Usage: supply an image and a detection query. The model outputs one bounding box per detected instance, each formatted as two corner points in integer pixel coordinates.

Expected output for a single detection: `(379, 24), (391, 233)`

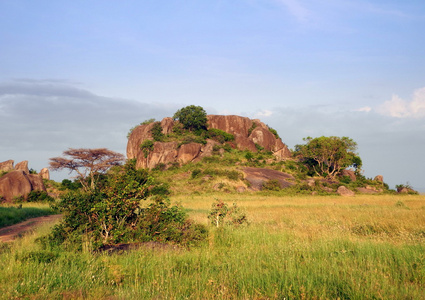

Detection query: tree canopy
(173, 105), (207, 132)
(49, 148), (125, 191)
(294, 136), (362, 179)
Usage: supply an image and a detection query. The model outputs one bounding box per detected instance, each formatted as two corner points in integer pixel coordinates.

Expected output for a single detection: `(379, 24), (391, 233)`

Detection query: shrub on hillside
(41, 161), (207, 250)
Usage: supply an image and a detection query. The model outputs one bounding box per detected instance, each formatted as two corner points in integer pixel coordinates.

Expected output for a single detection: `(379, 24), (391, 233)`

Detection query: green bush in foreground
(42, 161), (207, 250)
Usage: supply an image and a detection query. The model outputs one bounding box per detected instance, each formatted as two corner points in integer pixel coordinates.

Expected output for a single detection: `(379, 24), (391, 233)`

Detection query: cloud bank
(376, 87), (425, 119)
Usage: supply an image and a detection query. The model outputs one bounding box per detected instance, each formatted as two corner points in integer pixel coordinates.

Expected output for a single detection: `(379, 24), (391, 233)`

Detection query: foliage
(140, 139), (155, 158)
(60, 179), (82, 190)
(262, 179), (282, 191)
(26, 190), (54, 203)
(150, 122), (164, 142)
(294, 136), (362, 179)
(208, 199), (248, 227)
(207, 128), (234, 143)
(248, 122), (257, 135)
(49, 148), (125, 191)
(0, 205), (55, 228)
(268, 126), (280, 139)
(43, 161), (207, 250)
(178, 134), (207, 146)
(141, 118), (156, 125)
(173, 105), (208, 132)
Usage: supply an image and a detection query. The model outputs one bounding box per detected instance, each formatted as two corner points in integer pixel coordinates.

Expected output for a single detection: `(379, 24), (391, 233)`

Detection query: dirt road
(0, 214), (62, 242)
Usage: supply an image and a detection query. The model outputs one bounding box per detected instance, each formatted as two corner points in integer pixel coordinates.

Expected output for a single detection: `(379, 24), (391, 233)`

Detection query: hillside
(126, 110), (395, 196)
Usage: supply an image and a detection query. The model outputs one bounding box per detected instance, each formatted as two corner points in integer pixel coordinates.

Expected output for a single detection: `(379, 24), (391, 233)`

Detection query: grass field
(0, 194), (424, 299)
(0, 203), (56, 228)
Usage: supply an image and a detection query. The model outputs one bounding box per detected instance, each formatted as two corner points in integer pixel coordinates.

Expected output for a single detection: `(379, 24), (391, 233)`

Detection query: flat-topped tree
(49, 148), (125, 191)
(294, 136), (362, 179)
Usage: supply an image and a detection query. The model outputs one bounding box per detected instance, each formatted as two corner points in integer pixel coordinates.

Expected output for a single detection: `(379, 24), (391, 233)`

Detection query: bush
(150, 122), (164, 142)
(27, 190), (54, 203)
(208, 199), (248, 227)
(262, 179), (281, 191)
(140, 140), (154, 158)
(207, 128), (234, 143)
(173, 105), (208, 132)
(42, 161), (207, 250)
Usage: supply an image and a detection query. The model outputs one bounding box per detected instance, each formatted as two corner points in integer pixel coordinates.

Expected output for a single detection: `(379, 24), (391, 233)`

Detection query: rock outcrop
(341, 169), (356, 182)
(39, 168), (50, 180)
(0, 160), (14, 172)
(242, 167), (294, 191)
(15, 160), (29, 174)
(127, 115), (291, 169)
(0, 160), (49, 202)
(337, 186), (355, 197)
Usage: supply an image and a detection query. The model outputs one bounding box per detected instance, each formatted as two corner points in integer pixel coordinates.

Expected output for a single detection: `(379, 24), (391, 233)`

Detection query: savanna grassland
(0, 193), (424, 299)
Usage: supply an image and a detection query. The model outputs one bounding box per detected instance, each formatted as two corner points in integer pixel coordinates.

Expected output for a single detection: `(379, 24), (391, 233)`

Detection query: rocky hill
(127, 115), (291, 170)
(0, 160), (49, 202)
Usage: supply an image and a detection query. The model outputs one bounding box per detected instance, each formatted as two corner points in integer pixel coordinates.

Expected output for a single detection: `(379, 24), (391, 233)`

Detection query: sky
(1, 0), (424, 192)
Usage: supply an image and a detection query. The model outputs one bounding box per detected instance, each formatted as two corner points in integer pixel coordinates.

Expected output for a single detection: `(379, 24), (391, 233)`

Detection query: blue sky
(1, 0), (424, 191)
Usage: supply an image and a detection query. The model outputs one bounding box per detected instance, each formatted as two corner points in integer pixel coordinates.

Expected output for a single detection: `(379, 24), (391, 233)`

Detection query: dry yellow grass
(173, 193), (425, 244)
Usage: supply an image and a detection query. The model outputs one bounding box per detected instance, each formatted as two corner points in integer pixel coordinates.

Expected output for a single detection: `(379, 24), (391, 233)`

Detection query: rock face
(337, 186), (355, 197)
(15, 160), (29, 174)
(0, 161), (48, 202)
(127, 115), (291, 169)
(374, 175), (384, 183)
(0, 160), (14, 172)
(0, 171), (33, 202)
(39, 168), (50, 180)
(242, 167), (294, 191)
(341, 169), (356, 182)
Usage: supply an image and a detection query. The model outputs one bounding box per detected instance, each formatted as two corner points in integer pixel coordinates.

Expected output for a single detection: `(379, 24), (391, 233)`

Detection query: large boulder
(27, 174), (47, 192)
(39, 168), (50, 180)
(341, 169), (356, 182)
(337, 186), (355, 197)
(0, 160), (14, 172)
(127, 115), (292, 170)
(177, 143), (202, 164)
(0, 170), (33, 202)
(136, 142), (178, 169)
(15, 160), (29, 174)
(242, 167), (294, 191)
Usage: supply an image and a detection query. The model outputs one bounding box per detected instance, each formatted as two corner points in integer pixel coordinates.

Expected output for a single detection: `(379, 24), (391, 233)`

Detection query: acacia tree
(173, 105), (207, 132)
(49, 148), (125, 191)
(294, 136), (362, 179)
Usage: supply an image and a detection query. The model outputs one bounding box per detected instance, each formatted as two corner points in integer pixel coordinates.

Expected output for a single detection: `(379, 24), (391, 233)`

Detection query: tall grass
(0, 194), (424, 299)
(0, 203), (55, 228)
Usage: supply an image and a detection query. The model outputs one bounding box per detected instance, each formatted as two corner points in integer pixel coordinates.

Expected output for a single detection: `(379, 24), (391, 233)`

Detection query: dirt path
(0, 214), (62, 242)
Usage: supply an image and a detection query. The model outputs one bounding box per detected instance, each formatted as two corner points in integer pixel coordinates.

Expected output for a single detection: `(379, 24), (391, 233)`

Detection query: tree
(173, 105), (207, 132)
(294, 136), (362, 179)
(49, 148), (125, 191)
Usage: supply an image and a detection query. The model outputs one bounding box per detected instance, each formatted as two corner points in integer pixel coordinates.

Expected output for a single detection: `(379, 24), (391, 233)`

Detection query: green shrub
(140, 140), (154, 158)
(173, 105), (208, 132)
(208, 199), (248, 227)
(207, 128), (234, 143)
(191, 169), (202, 179)
(248, 123), (257, 135)
(27, 190), (54, 203)
(262, 179), (281, 191)
(268, 126), (280, 139)
(150, 122), (164, 142)
(42, 161), (207, 250)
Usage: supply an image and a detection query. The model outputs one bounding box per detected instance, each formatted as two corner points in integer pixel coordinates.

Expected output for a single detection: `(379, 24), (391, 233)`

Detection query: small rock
(337, 186), (355, 197)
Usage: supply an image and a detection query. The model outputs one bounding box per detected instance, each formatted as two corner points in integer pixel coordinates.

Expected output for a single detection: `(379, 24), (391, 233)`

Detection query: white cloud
(255, 109), (273, 117)
(376, 87), (425, 119)
(355, 106), (372, 112)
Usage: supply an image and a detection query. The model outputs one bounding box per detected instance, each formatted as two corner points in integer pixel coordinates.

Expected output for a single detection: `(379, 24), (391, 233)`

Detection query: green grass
(0, 194), (424, 299)
(0, 203), (56, 228)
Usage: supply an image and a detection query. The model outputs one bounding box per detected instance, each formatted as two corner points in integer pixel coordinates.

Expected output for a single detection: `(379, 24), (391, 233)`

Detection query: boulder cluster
(127, 115), (291, 169)
(0, 160), (49, 202)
